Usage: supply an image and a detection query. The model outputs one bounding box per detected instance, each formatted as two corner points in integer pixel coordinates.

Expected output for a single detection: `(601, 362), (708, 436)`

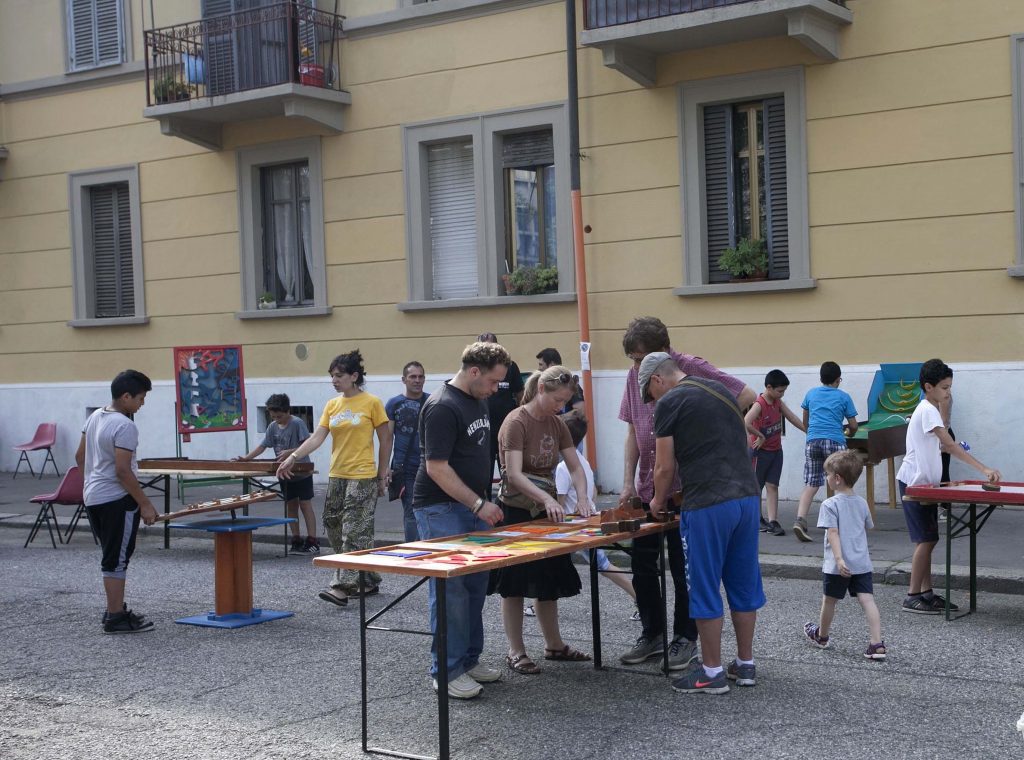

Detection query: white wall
(3, 361), (1018, 505)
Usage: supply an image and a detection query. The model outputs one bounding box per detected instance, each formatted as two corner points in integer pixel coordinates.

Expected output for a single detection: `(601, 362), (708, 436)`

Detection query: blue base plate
(175, 608), (294, 628)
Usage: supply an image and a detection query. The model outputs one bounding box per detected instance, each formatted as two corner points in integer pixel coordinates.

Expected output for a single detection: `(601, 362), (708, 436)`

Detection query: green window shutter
(763, 96), (790, 280)
(703, 104), (735, 284)
(90, 183), (134, 318)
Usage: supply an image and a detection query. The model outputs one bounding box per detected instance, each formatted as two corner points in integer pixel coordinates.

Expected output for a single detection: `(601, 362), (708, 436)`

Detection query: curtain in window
(427, 141), (478, 300)
(263, 162), (313, 305)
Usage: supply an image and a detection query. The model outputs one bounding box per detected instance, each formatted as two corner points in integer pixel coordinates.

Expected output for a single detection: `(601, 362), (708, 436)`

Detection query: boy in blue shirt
(794, 362), (858, 542)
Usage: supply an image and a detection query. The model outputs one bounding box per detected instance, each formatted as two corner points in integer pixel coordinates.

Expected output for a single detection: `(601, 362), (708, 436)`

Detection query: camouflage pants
(324, 476), (381, 590)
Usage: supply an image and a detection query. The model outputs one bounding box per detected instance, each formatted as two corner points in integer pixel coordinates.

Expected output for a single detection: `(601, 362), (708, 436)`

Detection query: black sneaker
(101, 604), (145, 627)
(759, 517), (772, 533)
(103, 610), (155, 634)
(901, 596), (940, 615)
(768, 520), (786, 536)
(303, 537), (321, 554)
(289, 538), (305, 553)
(928, 593), (959, 612)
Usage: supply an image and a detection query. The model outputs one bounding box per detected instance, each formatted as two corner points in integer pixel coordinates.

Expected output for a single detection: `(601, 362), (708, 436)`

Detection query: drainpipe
(566, 0), (598, 470)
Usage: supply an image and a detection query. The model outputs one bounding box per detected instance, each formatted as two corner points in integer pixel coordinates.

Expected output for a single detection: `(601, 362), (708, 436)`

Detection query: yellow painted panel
(576, 45), (645, 100)
(0, 173), (68, 218)
(581, 186), (681, 244)
(840, 0), (1024, 60)
(140, 152), (238, 203)
(3, 80), (147, 143)
(811, 214), (1015, 279)
(222, 117), (328, 149)
(343, 4), (566, 85)
(141, 192), (238, 242)
(809, 154), (1013, 227)
(146, 273), (240, 316)
(808, 98), (1012, 174)
(0, 0), (67, 83)
(144, 233), (240, 282)
(322, 127), (403, 180)
(586, 237), (682, 294)
(327, 261), (406, 306)
(806, 38), (1010, 120)
(326, 217), (406, 266)
(579, 88), (678, 148)
(2, 249), (72, 291)
(581, 138), (678, 196)
(0, 211), (69, 255)
(0, 286), (73, 325)
(344, 55), (568, 132)
(323, 172), (405, 222)
(657, 36), (819, 87)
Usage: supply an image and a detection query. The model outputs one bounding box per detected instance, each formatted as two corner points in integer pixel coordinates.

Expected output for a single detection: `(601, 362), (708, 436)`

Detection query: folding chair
(13, 423), (60, 479)
(25, 466), (92, 548)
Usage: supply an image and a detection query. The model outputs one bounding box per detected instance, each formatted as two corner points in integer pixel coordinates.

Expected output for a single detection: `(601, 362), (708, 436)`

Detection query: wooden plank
(138, 458), (314, 475)
(214, 532), (253, 616)
(154, 490), (278, 522)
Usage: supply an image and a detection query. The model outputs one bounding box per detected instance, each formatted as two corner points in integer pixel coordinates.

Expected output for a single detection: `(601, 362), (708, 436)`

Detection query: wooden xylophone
(153, 490), (278, 522)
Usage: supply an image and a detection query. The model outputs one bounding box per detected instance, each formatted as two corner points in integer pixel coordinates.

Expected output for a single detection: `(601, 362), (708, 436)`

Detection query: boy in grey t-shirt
(803, 450), (887, 660)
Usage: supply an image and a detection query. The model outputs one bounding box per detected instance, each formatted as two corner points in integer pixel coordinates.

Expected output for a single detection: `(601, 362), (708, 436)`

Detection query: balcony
(143, 2), (349, 150)
(580, 0), (852, 86)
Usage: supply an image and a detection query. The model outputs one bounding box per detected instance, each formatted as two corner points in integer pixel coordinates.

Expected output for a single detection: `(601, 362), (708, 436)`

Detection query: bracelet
(286, 453), (297, 460)
(471, 496), (484, 514)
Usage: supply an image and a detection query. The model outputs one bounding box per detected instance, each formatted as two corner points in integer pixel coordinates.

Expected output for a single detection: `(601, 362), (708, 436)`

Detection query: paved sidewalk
(3, 473), (1021, 596)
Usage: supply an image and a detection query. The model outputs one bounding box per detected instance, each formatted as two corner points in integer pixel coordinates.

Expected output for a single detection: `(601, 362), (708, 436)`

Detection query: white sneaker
(432, 673), (482, 699)
(466, 662), (502, 683)
(524, 604), (536, 617)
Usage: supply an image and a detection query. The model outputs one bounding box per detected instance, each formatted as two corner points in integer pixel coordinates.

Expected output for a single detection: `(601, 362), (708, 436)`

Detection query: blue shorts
(898, 480), (939, 543)
(751, 448), (783, 488)
(823, 572), (873, 599)
(679, 495), (766, 619)
(575, 547), (613, 572)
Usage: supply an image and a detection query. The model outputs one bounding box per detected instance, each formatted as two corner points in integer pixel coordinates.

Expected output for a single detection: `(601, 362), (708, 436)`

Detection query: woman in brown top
(490, 366), (595, 675)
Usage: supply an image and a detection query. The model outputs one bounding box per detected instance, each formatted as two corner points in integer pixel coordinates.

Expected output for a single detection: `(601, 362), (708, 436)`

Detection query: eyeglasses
(628, 354), (645, 365)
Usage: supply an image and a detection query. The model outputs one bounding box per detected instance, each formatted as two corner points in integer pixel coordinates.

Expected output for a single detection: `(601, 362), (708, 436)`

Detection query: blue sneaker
(726, 659), (756, 687)
(671, 667), (729, 695)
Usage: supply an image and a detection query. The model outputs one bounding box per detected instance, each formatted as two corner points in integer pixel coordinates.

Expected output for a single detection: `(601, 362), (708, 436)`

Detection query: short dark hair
(402, 361), (425, 377)
(461, 341), (511, 371)
(329, 350), (366, 387)
(111, 370), (152, 399)
(824, 449), (862, 487)
(919, 358), (953, 389)
(477, 332), (498, 343)
(622, 316), (670, 356)
(265, 393), (290, 412)
(764, 369), (790, 388)
(820, 361), (842, 385)
(560, 409), (588, 448)
(536, 348), (562, 366)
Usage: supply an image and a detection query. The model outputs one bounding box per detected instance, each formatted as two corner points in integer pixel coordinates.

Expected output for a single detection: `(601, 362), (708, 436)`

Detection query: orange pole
(571, 189), (598, 470)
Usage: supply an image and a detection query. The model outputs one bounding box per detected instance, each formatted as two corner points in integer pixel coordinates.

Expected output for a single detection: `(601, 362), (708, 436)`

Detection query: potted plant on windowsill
(257, 292), (277, 310)
(718, 238), (768, 282)
(502, 265), (558, 296)
(153, 74), (192, 104)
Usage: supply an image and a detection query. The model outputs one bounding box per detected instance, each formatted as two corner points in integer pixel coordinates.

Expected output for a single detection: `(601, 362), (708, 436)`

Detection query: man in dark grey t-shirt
(641, 353), (765, 696)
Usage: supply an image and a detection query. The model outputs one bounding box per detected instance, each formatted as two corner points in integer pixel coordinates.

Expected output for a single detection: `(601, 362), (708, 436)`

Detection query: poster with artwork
(174, 345), (247, 434)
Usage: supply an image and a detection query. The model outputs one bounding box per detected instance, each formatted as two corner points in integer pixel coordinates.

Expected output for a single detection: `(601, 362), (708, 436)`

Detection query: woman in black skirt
(490, 366), (595, 675)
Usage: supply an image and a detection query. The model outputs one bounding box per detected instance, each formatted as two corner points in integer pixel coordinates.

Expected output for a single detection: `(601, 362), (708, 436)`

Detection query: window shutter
(203, 0), (238, 94)
(427, 141), (478, 300)
(502, 131), (554, 169)
(703, 104), (735, 284)
(69, 0), (122, 70)
(763, 96), (790, 280)
(90, 183), (134, 318)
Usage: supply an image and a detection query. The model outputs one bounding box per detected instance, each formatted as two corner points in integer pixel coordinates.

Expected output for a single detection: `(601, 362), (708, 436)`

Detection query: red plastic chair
(13, 423), (60, 479)
(25, 466), (94, 549)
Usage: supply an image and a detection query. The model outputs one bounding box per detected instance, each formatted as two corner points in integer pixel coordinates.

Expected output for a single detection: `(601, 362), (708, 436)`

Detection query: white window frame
(236, 138), (331, 319)
(400, 102), (576, 311)
(65, 0), (128, 73)
(67, 165), (147, 327)
(676, 67), (815, 296)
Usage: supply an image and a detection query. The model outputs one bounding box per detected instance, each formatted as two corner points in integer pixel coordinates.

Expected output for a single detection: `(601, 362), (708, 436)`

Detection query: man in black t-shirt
(478, 332), (524, 494)
(641, 352), (765, 697)
(536, 347), (585, 415)
(412, 341), (509, 700)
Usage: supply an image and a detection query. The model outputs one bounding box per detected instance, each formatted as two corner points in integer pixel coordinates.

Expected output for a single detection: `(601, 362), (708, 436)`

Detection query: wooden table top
(313, 516), (678, 579)
(138, 458), (314, 476)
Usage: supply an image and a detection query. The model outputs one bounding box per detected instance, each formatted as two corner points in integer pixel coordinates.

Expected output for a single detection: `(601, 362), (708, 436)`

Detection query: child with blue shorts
(803, 450), (886, 660)
(794, 361), (858, 543)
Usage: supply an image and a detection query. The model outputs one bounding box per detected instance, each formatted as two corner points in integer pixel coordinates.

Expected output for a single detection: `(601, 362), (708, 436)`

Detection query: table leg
(360, 570), (368, 753)
(886, 458), (897, 508)
(659, 530), (669, 675)
(213, 531), (254, 615)
(437, 578), (449, 760)
(969, 504), (977, 613)
(864, 464), (876, 518)
(590, 547), (602, 670)
(944, 506), (952, 622)
(163, 474), (171, 549)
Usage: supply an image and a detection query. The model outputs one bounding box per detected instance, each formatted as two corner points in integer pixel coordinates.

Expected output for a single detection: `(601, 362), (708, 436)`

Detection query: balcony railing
(143, 2), (345, 107)
(584, 0), (846, 29)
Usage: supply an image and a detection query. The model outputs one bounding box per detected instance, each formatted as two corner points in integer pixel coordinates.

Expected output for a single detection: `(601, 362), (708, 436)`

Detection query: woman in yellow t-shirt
(277, 350), (393, 605)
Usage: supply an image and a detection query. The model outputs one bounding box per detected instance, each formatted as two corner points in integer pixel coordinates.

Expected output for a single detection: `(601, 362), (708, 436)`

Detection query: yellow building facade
(1, 0), (1023, 496)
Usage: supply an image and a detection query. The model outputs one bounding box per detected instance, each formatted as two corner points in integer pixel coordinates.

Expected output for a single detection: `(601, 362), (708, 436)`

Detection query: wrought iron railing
(584, 0), (846, 30)
(144, 1), (345, 107)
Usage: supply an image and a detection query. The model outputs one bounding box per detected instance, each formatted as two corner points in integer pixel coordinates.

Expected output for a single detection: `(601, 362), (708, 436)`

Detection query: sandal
(506, 653), (541, 675)
(317, 588), (349, 606)
(544, 644), (591, 662)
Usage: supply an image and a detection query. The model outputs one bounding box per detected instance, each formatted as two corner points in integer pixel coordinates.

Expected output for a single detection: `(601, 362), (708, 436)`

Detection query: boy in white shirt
(896, 359), (1000, 614)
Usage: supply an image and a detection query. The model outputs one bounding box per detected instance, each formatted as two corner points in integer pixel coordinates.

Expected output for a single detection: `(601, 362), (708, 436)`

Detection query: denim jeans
(414, 501), (490, 680)
(400, 471), (419, 543)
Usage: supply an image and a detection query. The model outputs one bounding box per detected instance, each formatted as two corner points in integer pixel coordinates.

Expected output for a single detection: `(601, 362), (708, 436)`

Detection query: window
(677, 68), (813, 295)
(402, 104), (574, 309)
(67, 0), (124, 72)
(68, 166), (146, 327)
(237, 139), (330, 318)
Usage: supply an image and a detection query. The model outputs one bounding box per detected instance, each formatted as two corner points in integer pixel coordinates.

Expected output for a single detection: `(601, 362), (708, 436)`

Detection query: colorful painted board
(174, 345), (247, 433)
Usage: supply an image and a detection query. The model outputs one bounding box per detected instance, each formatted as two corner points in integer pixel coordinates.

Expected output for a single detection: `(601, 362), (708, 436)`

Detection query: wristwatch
(471, 496), (485, 514)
